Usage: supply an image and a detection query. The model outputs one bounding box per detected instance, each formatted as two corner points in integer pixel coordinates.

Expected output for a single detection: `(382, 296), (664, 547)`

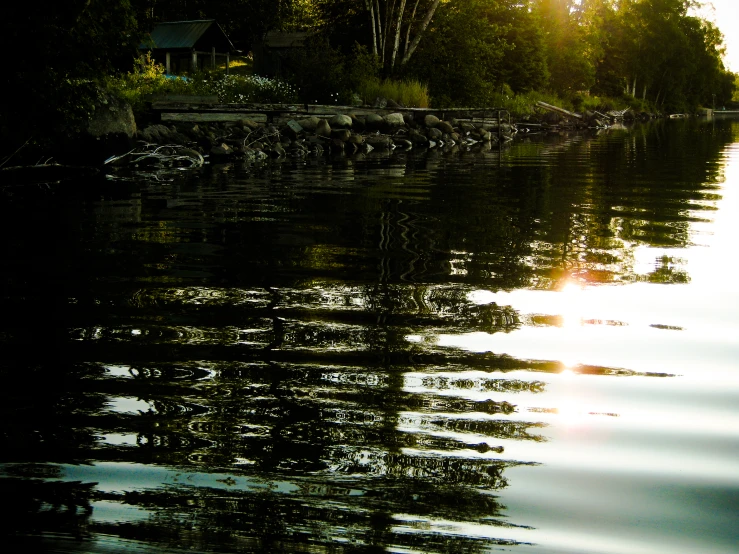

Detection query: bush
(186, 74), (297, 103)
(106, 54), (298, 121)
(355, 77), (430, 108)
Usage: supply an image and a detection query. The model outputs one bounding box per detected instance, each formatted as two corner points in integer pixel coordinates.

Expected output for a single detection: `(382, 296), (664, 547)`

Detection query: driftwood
(536, 101), (583, 120)
(104, 144), (204, 169)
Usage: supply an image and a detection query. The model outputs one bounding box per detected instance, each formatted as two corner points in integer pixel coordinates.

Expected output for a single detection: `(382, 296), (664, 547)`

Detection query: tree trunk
(365, 0), (378, 56)
(390, 0), (407, 70)
(400, 0), (440, 66)
(403, 0), (420, 59)
(374, 0), (385, 65)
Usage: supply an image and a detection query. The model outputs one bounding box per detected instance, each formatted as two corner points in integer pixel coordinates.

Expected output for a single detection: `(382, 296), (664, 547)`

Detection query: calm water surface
(1, 117), (738, 553)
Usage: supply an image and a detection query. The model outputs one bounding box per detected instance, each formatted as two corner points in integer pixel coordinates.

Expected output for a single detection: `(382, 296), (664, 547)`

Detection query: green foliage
(280, 40), (380, 104)
(106, 54), (298, 123)
(406, 0), (513, 107)
(188, 74), (298, 103)
(355, 78), (430, 108)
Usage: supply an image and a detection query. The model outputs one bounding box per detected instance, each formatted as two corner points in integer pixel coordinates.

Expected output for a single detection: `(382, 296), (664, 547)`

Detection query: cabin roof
(142, 20), (234, 51)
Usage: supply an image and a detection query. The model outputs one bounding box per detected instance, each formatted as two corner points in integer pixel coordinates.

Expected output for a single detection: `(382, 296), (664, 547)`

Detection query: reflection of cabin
(252, 31), (309, 77)
(141, 20), (234, 75)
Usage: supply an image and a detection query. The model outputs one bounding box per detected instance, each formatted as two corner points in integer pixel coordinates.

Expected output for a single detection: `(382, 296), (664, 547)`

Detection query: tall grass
(356, 77), (430, 108)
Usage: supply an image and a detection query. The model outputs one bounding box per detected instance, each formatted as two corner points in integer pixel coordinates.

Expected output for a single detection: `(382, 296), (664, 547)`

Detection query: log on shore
(536, 101), (583, 120)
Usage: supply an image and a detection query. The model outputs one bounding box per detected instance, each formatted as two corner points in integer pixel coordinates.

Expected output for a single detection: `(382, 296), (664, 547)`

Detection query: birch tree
(363, 0), (441, 71)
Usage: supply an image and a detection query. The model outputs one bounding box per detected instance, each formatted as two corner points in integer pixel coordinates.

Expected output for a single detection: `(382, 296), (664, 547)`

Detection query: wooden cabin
(141, 20), (234, 75)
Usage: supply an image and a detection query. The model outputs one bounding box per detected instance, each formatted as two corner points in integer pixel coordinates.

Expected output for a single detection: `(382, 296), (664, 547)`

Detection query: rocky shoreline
(131, 111), (518, 165)
(1, 98), (659, 184)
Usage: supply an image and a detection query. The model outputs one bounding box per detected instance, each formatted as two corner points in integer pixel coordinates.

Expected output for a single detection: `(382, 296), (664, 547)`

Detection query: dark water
(2, 118), (738, 553)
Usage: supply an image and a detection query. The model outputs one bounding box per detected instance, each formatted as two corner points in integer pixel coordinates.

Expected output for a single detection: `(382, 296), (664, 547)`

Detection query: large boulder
(331, 129), (351, 142)
(63, 90), (138, 164)
(329, 114), (353, 128)
(315, 118), (332, 137)
(424, 114), (440, 128)
(86, 92), (137, 139)
(437, 120), (455, 134)
(365, 113), (384, 131)
(383, 113), (405, 128)
(427, 127), (443, 141)
(296, 116), (321, 131)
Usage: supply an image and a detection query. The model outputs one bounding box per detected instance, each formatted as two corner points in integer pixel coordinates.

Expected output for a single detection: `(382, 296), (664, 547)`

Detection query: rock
(139, 124), (171, 143)
(330, 138), (345, 153)
(296, 116), (320, 131)
(387, 98), (401, 108)
(383, 113), (405, 128)
(437, 121), (455, 134)
(240, 119), (261, 130)
(87, 92), (137, 139)
(331, 129), (351, 142)
(329, 114), (353, 128)
(459, 122), (475, 134)
(210, 143), (233, 157)
(393, 138), (413, 149)
(365, 113), (384, 131)
(424, 114), (440, 128)
(315, 119), (332, 137)
(409, 129), (429, 146)
(373, 97), (388, 108)
(350, 115), (366, 131)
(427, 127), (443, 141)
(366, 135), (394, 149)
(347, 134), (364, 145)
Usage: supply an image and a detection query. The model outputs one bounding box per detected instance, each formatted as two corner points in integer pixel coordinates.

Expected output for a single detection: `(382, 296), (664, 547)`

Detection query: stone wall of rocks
(137, 111), (517, 163)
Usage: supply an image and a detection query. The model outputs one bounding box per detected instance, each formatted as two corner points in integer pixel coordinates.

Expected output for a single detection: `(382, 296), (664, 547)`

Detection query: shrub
(187, 74), (297, 103)
(355, 77), (430, 108)
(106, 54), (298, 121)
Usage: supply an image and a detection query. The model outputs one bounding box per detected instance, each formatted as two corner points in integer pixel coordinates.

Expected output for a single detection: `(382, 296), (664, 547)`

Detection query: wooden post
(226, 52), (230, 76)
(211, 47), (216, 69)
(165, 52), (171, 75)
(192, 51), (198, 72)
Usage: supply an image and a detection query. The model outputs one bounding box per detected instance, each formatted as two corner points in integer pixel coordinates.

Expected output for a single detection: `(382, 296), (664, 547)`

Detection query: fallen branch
(536, 101), (582, 120)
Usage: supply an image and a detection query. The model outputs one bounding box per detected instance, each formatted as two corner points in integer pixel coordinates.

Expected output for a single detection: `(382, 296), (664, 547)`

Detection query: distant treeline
(129, 0), (736, 111)
(0, 0), (735, 149)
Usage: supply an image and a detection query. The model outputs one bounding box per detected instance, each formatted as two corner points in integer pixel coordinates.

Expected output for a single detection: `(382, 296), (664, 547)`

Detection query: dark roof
(142, 20), (234, 51)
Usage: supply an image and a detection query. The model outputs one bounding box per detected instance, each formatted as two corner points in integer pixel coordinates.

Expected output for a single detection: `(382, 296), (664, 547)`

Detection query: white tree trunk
(390, 0), (407, 69)
(400, 0), (440, 66)
(365, 0), (378, 56)
(403, 0), (420, 58)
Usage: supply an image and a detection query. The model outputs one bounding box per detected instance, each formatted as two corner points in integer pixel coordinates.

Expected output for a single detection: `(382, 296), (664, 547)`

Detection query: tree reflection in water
(1, 118), (734, 552)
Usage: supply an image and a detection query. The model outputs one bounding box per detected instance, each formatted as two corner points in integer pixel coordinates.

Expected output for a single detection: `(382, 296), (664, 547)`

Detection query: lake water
(1, 117), (738, 553)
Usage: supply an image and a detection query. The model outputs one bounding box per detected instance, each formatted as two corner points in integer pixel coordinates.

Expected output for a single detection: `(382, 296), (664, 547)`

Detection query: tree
(363, 0), (441, 72)
(533, 0), (596, 93)
(407, 0), (515, 106)
(1, 1), (142, 151)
